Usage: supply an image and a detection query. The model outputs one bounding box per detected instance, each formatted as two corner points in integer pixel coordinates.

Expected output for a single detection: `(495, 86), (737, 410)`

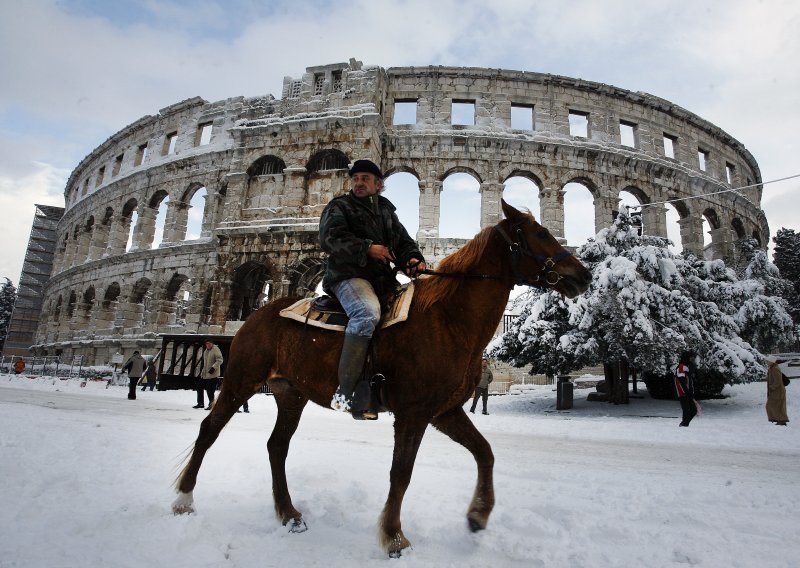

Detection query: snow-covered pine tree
(0, 278), (17, 350)
(490, 206), (788, 399)
(772, 228), (800, 325)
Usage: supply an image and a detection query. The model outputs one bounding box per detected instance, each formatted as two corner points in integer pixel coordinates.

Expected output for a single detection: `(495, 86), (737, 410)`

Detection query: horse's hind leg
(172, 386), (242, 514)
(379, 414), (429, 557)
(267, 378), (309, 532)
(431, 406), (495, 532)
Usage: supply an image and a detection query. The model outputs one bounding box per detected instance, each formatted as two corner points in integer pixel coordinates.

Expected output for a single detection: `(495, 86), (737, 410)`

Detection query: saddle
(278, 282), (415, 332)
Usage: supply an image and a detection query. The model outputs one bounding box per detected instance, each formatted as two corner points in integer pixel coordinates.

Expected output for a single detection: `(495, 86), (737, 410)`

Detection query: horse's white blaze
(171, 491), (194, 514)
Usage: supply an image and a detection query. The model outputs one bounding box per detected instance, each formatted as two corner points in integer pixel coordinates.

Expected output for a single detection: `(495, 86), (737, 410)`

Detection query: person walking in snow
(470, 357), (494, 415)
(194, 339), (223, 410)
(140, 356), (157, 391)
(675, 351), (698, 427)
(766, 355), (789, 426)
(121, 350), (146, 400)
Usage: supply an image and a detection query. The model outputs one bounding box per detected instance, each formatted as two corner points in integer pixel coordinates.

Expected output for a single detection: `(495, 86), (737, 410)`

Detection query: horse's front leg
(431, 406), (495, 531)
(267, 378), (309, 532)
(379, 414), (428, 557)
(172, 387), (243, 513)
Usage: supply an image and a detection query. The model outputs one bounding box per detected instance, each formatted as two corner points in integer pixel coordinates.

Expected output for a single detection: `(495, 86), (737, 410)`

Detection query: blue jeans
(330, 278), (381, 337)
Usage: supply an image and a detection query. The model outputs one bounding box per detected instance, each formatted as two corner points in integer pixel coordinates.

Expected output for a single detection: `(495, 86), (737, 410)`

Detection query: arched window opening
(307, 149), (349, 174)
(383, 172), (421, 239)
(247, 155), (287, 177)
(440, 172), (480, 239)
(53, 296), (63, 322)
(228, 262), (270, 321)
(66, 291), (77, 319)
(151, 195), (169, 249)
(563, 182), (595, 247)
(665, 203), (682, 254)
(502, 176), (540, 220)
(617, 190), (642, 234)
(102, 282), (121, 310)
(185, 187), (207, 240)
(125, 210), (138, 252)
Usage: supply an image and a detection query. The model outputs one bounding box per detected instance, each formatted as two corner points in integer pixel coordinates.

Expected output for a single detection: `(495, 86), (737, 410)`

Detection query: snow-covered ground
(1, 373), (798, 567)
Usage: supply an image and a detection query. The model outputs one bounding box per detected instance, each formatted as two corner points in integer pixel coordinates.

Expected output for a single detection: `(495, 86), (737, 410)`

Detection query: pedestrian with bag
(675, 351), (698, 427)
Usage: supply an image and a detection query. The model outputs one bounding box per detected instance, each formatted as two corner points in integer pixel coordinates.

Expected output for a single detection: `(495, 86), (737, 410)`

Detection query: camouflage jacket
(319, 192), (425, 298)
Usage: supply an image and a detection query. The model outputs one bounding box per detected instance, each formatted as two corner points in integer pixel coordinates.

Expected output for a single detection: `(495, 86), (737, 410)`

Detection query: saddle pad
(279, 282), (415, 332)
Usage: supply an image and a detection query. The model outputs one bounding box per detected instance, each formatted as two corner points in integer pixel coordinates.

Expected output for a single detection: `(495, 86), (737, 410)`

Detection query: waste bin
(556, 375), (573, 410)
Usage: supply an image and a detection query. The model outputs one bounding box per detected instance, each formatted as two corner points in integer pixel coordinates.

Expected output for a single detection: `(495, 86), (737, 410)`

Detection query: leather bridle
(416, 220), (573, 290)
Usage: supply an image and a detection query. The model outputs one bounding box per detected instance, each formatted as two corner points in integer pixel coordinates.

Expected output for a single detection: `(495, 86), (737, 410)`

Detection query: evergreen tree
(772, 228), (800, 324)
(489, 207), (794, 398)
(0, 278), (17, 350)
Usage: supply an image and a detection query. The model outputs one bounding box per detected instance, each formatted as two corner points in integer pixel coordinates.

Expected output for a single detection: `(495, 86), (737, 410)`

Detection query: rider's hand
(368, 244), (395, 265)
(405, 259), (426, 277)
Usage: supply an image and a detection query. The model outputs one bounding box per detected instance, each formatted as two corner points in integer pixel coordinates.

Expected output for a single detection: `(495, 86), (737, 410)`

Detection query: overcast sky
(1, 0), (799, 281)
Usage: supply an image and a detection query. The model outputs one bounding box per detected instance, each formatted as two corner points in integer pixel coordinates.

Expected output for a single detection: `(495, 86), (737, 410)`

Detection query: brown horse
(172, 200), (591, 556)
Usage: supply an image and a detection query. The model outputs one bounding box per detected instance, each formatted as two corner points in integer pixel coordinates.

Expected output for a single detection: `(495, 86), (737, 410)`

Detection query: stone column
(708, 226), (735, 263)
(105, 215), (129, 257)
(76, 228), (92, 264)
(88, 223), (106, 260)
(641, 204), (668, 238)
(220, 172), (248, 223)
(539, 186), (566, 242)
(480, 182), (503, 228)
(163, 200), (189, 243)
(594, 193), (619, 234)
(678, 215), (705, 258)
(130, 206), (157, 252)
(417, 179), (441, 239)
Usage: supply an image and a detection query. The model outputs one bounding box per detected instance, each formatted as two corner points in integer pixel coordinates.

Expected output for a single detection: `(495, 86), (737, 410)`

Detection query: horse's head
(496, 200), (592, 299)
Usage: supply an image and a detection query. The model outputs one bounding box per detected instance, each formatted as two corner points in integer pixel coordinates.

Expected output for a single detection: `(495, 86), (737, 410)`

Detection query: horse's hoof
(172, 491), (194, 515)
(287, 517), (308, 533)
(386, 532), (410, 558)
(467, 517), (482, 532)
(172, 504), (195, 515)
(467, 512), (487, 532)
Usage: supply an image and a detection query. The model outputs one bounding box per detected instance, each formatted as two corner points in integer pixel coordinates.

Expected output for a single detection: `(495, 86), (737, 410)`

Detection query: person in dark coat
(319, 159), (426, 419)
(675, 351), (698, 427)
(122, 351), (146, 400)
(140, 356), (157, 391)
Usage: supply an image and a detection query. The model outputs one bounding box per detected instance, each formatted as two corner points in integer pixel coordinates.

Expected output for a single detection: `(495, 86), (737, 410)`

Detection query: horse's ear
(501, 199), (525, 221)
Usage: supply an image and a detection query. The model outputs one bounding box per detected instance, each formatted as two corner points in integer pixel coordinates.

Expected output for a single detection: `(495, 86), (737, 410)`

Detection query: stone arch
(307, 149), (349, 175)
(502, 172), (542, 220)
(122, 198), (139, 253)
(228, 261), (272, 321)
(245, 154), (287, 210)
(66, 290), (77, 319)
(752, 229), (763, 246)
(304, 149), (350, 213)
(53, 295), (63, 323)
(102, 282), (121, 309)
(383, 171), (422, 239)
(731, 217), (746, 240)
(130, 277), (152, 304)
(562, 177), (598, 247)
(247, 155), (287, 177)
(165, 273), (190, 301)
(440, 169), (481, 238)
(80, 286), (96, 323)
(288, 256), (326, 297)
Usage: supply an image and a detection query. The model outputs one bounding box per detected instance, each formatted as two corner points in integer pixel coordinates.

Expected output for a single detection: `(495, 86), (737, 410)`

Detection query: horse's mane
(414, 225), (495, 311)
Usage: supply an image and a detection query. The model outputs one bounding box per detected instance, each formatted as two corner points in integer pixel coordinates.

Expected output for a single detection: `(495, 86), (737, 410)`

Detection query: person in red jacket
(675, 351), (698, 427)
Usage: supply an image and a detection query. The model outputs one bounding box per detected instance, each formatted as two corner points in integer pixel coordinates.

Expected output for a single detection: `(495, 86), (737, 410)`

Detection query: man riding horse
(319, 159), (427, 419)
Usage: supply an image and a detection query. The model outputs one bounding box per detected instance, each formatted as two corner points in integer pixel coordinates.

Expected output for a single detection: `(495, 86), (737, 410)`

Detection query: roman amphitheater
(31, 59), (768, 365)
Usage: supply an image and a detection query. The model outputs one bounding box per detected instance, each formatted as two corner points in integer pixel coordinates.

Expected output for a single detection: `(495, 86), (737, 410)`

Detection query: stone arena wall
(34, 59), (769, 364)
